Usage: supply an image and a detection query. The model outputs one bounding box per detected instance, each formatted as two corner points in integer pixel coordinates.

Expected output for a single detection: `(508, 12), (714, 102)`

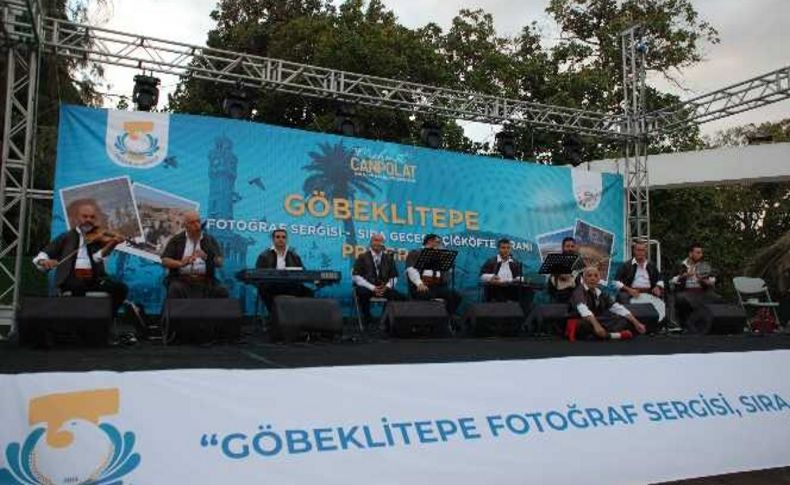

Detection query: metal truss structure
(621, 26), (650, 245)
(1, 0), (789, 332)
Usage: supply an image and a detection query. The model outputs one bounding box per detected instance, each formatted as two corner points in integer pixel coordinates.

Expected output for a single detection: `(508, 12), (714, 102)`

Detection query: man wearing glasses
(255, 229), (314, 313)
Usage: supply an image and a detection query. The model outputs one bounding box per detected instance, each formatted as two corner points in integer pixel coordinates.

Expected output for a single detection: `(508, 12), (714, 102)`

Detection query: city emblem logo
(0, 388), (141, 485)
(106, 110), (169, 168)
(571, 167), (603, 212)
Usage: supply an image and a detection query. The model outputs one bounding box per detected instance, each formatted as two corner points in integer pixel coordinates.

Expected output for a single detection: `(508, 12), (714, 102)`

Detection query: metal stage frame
(1, 0), (789, 332)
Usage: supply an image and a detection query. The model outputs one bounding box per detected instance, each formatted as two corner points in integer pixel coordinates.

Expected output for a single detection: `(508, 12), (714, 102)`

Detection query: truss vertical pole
(621, 26), (650, 258)
(0, 1), (41, 336)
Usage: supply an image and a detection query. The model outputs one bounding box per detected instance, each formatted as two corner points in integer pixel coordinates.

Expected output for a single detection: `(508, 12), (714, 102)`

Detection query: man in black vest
(614, 240), (665, 321)
(33, 198), (128, 315)
(160, 211), (229, 298)
(352, 233), (405, 324)
(568, 266), (646, 341)
(405, 234), (462, 314)
(479, 238), (532, 314)
(670, 242), (721, 326)
(547, 236), (580, 304)
(255, 229), (313, 313)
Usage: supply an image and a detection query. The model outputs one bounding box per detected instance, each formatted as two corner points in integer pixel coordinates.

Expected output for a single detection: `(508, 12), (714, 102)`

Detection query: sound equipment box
(462, 302), (524, 337)
(528, 303), (571, 335)
(686, 303), (747, 335)
(624, 303), (662, 334)
(18, 296), (112, 347)
(382, 301), (449, 338)
(165, 298), (242, 344)
(272, 297), (343, 342)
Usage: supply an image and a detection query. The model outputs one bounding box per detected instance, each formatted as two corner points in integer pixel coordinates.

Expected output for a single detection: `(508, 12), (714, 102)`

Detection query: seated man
(405, 234), (462, 315)
(480, 238), (532, 314)
(547, 236), (580, 304)
(255, 229), (313, 313)
(160, 210), (229, 299)
(614, 240), (666, 321)
(671, 242), (721, 326)
(32, 198), (128, 316)
(352, 234), (405, 325)
(568, 266), (647, 341)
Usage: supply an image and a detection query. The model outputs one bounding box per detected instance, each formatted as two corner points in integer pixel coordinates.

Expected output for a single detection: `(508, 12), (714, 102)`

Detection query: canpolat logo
(106, 110), (169, 168)
(0, 388), (140, 485)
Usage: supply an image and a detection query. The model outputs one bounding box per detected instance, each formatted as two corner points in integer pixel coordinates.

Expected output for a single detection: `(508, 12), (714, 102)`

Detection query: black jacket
(353, 250), (398, 286)
(479, 256), (523, 280)
(570, 284), (616, 317)
(255, 248), (304, 269)
(615, 259), (661, 290)
(161, 231), (223, 281)
(41, 229), (107, 287)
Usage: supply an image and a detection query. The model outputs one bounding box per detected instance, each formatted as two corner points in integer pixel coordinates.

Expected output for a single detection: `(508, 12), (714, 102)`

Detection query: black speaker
(624, 303), (662, 334)
(165, 298), (242, 343)
(272, 297), (343, 342)
(463, 302), (524, 336)
(18, 297), (112, 347)
(383, 301), (449, 338)
(528, 303), (571, 335)
(687, 303), (747, 335)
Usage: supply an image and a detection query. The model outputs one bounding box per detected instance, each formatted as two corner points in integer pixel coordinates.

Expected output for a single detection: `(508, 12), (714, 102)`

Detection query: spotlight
(132, 74), (160, 112)
(334, 104), (357, 137)
(561, 135), (585, 167)
(223, 89), (251, 120)
(420, 121), (443, 149)
(495, 130), (517, 159)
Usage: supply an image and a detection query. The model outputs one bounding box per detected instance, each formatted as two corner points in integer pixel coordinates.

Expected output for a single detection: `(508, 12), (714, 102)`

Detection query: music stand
(538, 253), (580, 275)
(413, 248), (458, 275)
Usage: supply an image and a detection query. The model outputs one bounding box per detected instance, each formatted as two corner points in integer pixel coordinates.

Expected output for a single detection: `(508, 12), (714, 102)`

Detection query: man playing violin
(160, 210), (229, 298)
(670, 242), (722, 327)
(405, 234), (462, 315)
(32, 198), (128, 315)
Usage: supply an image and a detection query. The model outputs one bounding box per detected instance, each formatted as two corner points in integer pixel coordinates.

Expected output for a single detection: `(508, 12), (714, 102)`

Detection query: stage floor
(1, 331), (789, 374)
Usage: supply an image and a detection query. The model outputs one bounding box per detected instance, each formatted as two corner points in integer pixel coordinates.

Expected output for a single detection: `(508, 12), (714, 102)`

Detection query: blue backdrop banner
(51, 105), (624, 313)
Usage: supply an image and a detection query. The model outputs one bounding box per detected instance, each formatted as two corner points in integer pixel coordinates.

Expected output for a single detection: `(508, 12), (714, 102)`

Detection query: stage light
(495, 130), (517, 159)
(132, 75), (160, 112)
(334, 104), (357, 137)
(562, 134), (585, 167)
(420, 121), (443, 149)
(223, 89), (251, 120)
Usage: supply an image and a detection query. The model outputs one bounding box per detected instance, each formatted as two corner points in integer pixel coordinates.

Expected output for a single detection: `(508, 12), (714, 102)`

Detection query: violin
(84, 226), (130, 246)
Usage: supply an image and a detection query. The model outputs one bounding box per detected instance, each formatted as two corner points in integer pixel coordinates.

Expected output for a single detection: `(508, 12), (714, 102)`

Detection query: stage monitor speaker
(165, 298), (242, 343)
(272, 297), (343, 341)
(686, 303), (747, 335)
(463, 302), (524, 337)
(18, 296), (112, 347)
(624, 303), (662, 334)
(528, 303), (571, 335)
(383, 301), (449, 338)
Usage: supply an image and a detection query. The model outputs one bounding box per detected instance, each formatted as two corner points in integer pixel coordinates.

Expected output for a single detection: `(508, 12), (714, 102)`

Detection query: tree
(650, 119), (790, 298)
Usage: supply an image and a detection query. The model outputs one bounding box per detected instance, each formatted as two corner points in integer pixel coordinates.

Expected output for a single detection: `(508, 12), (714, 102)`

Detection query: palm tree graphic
(302, 142), (380, 248)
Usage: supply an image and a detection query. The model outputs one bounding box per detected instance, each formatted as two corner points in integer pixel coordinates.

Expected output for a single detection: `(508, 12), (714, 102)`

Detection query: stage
(2, 331), (790, 484)
(2, 329), (789, 374)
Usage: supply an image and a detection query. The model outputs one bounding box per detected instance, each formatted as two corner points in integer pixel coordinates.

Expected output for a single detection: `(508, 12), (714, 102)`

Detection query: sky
(92, 0), (790, 144)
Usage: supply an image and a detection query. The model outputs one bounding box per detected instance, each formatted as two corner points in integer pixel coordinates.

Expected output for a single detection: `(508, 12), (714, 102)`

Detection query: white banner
(2, 350), (790, 485)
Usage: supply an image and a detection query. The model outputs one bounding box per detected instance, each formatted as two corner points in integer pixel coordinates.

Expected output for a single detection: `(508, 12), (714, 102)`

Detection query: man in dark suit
(352, 233), (405, 324)
(33, 198), (128, 315)
(479, 238), (532, 315)
(255, 229), (313, 313)
(160, 210), (229, 298)
(405, 234), (462, 314)
(613, 240), (665, 321)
